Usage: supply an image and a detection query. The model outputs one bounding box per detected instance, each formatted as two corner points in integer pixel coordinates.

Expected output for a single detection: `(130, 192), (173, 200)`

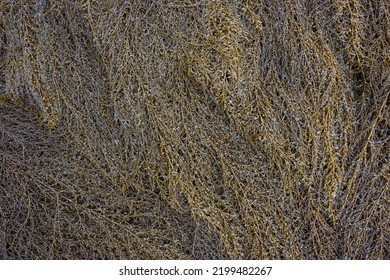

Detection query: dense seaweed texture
(0, 0), (389, 259)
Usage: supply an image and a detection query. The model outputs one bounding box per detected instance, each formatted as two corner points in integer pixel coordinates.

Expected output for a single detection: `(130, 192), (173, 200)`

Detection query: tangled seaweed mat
(0, 0), (389, 259)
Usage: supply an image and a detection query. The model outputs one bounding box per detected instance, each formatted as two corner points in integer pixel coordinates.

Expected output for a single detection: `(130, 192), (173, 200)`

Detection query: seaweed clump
(0, 0), (388, 259)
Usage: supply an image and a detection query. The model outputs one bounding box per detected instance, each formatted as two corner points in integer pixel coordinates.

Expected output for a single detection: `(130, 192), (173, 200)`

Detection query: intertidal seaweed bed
(0, 0), (388, 259)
